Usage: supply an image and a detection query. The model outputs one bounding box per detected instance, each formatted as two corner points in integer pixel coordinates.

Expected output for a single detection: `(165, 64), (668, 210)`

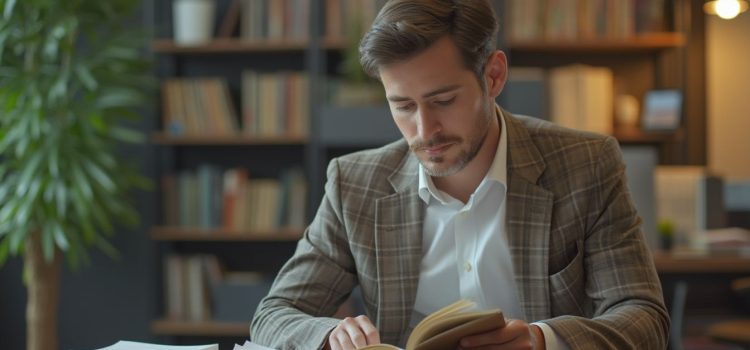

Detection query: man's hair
(359, 0), (499, 83)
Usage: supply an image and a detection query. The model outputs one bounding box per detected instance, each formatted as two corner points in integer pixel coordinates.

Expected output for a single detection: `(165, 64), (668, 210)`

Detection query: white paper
(96, 341), (218, 350)
(232, 340), (275, 350)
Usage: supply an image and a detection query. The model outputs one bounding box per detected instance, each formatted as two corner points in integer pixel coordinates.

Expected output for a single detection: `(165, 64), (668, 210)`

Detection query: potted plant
(0, 1), (152, 349)
(332, 14), (383, 107)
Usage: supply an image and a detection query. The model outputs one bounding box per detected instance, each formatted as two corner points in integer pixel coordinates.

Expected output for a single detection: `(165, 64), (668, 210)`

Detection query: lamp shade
(704, 0), (749, 19)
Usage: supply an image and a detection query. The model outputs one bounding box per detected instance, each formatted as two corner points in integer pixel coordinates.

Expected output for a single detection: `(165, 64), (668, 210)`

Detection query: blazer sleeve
(544, 137), (670, 349)
(251, 158), (357, 349)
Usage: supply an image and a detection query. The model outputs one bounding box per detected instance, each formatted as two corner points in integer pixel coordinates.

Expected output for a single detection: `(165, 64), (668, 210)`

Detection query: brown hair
(359, 0), (499, 84)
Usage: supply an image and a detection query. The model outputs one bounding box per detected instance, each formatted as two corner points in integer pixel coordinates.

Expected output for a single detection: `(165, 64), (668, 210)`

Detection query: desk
(653, 251), (750, 274)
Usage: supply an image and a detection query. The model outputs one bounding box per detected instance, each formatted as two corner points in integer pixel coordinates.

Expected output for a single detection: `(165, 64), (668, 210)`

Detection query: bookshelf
(150, 227), (304, 242)
(148, 0), (707, 345)
(151, 319), (249, 337)
(502, 0), (705, 165)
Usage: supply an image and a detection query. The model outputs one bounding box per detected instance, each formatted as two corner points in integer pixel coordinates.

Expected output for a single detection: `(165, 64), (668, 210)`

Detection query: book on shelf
(163, 254), (273, 323)
(360, 299), (504, 350)
(162, 78), (239, 136)
(239, 0), (309, 41)
(324, 0), (385, 41)
(162, 166), (307, 232)
(96, 341), (218, 350)
(548, 64), (614, 135)
(505, 0), (666, 41)
(242, 71), (309, 137)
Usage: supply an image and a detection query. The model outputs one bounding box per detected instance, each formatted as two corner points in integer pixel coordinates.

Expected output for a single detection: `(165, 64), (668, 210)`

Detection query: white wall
(707, 12), (750, 180)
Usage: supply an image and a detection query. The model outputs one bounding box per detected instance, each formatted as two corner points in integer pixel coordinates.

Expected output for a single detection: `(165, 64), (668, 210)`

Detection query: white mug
(173, 0), (215, 45)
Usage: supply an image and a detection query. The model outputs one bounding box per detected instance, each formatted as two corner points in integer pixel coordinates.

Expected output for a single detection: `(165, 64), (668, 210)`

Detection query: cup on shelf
(173, 0), (215, 45)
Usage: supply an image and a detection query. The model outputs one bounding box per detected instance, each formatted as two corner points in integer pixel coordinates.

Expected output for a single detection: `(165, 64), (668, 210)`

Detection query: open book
(360, 299), (504, 350)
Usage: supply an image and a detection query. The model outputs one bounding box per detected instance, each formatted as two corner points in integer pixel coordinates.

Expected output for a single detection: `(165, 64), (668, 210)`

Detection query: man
(251, 1), (669, 349)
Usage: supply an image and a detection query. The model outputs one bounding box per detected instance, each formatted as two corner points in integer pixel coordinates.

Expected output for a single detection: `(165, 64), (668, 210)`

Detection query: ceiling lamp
(704, 0), (749, 19)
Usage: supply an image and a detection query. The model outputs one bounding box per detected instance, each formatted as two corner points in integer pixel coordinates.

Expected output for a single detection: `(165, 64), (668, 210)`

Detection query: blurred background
(0, 0), (749, 349)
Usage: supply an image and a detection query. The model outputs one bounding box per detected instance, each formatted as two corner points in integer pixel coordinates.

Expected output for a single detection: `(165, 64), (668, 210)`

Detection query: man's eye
(435, 97), (456, 106)
(396, 103), (415, 112)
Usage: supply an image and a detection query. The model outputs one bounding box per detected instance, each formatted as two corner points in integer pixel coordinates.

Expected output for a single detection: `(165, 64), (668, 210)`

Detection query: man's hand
(325, 315), (381, 350)
(458, 319), (546, 350)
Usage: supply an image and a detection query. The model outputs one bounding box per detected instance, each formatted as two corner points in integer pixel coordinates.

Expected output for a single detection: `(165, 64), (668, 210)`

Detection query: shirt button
(464, 261), (472, 272)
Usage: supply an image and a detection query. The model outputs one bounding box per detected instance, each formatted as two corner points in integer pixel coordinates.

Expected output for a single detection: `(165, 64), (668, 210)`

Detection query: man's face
(379, 37), (495, 177)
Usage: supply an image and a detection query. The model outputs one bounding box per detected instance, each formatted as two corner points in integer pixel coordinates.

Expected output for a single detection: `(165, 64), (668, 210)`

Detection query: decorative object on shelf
(173, 0), (216, 45)
(332, 13), (383, 107)
(641, 89), (683, 131)
(0, 1), (152, 350)
(704, 0), (749, 20)
(615, 94), (640, 129)
(658, 219), (675, 251)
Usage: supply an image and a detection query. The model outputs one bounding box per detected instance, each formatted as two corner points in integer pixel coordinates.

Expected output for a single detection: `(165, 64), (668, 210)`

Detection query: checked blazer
(251, 108), (669, 349)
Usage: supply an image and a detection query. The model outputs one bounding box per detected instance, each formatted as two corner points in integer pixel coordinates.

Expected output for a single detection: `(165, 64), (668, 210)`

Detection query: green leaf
(3, 0), (17, 20)
(71, 164), (93, 200)
(16, 152), (43, 196)
(49, 148), (59, 177)
(95, 237), (119, 260)
(109, 125), (144, 143)
(55, 181), (67, 216)
(83, 159), (115, 193)
(95, 88), (143, 110)
(8, 227), (25, 254)
(52, 223), (69, 251)
(75, 65), (97, 91)
(42, 226), (54, 261)
(0, 238), (11, 266)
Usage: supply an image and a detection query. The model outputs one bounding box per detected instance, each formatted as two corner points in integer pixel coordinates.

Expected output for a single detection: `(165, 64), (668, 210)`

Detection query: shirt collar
(418, 106), (508, 204)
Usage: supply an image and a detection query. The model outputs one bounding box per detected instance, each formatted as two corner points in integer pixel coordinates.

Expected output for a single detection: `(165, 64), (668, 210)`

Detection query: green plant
(0, 1), (152, 349)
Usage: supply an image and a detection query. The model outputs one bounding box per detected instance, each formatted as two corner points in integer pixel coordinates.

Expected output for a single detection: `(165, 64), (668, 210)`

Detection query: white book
(96, 341), (217, 350)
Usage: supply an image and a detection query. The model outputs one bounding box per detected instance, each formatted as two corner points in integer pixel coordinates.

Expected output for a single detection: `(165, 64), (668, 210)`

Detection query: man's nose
(416, 107), (441, 141)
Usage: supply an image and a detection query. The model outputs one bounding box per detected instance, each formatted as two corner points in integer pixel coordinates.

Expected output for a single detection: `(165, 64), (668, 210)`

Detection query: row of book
(505, 0), (666, 41)
(162, 166), (307, 232)
(163, 254), (272, 322)
(242, 71), (310, 137)
(239, 0), (310, 41)
(162, 79), (239, 135)
(504, 65), (614, 135)
(324, 0), (386, 41)
(161, 72), (309, 137)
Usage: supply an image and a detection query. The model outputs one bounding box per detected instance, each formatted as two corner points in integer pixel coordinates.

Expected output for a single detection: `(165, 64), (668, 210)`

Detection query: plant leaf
(75, 65), (97, 91)
(109, 125), (144, 143)
(53, 223), (69, 251)
(0, 238), (10, 266)
(95, 88), (143, 110)
(95, 237), (119, 260)
(3, 0), (17, 20)
(83, 159), (115, 193)
(42, 226), (54, 261)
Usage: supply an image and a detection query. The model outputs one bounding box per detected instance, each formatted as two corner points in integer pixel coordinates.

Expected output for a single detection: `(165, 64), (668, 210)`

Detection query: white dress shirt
(410, 110), (569, 349)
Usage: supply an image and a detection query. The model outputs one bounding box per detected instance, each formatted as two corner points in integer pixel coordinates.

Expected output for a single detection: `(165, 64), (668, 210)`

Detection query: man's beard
(410, 111), (492, 177)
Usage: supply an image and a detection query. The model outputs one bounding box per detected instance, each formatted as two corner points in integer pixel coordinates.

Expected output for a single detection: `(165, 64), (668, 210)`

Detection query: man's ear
(484, 50), (508, 98)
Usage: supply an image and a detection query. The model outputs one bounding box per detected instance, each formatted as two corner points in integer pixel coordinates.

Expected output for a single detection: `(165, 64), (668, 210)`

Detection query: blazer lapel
(374, 150), (423, 344)
(503, 110), (554, 322)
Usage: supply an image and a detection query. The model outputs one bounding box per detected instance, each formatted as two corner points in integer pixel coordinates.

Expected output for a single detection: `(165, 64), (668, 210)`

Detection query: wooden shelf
(151, 133), (308, 145)
(151, 319), (249, 337)
(613, 128), (678, 144)
(507, 33), (686, 53)
(151, 39), (311, 54)
(151, 226), (304, 242)
(653, 251), (750, 274)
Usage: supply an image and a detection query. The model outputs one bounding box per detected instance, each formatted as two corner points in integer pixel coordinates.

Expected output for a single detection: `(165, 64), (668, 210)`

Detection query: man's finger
(354, 315), (381, 345)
